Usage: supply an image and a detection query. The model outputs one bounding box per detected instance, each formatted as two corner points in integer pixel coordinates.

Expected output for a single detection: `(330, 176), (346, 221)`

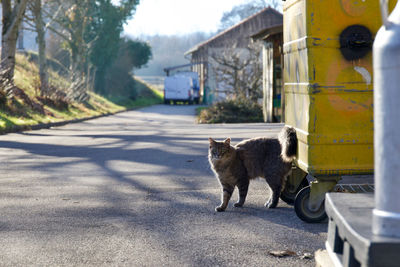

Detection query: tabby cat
(208, 126), (297, 212)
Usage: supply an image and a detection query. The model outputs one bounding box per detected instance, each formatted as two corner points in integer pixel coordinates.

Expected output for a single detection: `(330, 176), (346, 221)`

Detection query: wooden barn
(184, 7), (282, 105)
(251, 24), (283, 122)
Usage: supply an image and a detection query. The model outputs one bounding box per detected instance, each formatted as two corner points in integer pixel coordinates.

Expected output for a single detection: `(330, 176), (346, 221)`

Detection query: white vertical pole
(373, 1), (400, 238)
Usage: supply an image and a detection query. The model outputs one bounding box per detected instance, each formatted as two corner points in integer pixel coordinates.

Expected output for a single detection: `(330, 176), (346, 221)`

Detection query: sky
(123, 0), (254, 37)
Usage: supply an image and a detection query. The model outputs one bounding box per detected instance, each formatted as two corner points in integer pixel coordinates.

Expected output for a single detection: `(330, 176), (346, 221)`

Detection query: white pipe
(373, 1), (400, 238)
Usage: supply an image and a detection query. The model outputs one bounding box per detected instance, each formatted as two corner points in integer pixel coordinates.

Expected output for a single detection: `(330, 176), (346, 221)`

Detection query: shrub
(198, 98), (263, 123)
(104, 67), (137, 100)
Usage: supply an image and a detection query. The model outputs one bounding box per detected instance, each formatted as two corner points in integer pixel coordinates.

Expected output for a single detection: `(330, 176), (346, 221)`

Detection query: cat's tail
(279, 126), (297, 162)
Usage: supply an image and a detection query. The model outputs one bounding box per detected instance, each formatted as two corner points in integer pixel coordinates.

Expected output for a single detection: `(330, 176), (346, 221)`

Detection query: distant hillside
(133, 32), (212, 76)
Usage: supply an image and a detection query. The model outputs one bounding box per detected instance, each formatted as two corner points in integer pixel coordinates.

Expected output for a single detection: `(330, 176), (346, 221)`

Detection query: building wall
(263, 42), (274, 122)
(262, 33), (283, 122)
(188, 8), (283, 104)
(208, 46), (258, 102)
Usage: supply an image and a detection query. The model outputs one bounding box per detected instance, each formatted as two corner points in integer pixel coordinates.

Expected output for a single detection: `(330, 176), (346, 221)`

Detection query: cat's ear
(209, 137), (216, 149)
(224, 138), (231, 146)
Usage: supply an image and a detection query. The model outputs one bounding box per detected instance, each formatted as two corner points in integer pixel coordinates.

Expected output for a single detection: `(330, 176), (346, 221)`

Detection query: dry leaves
(268, 250), (313, 260)
(268, 250), (297, 257)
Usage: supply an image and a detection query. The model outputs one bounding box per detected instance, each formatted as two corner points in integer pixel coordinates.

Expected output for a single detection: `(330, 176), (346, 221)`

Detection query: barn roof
(251, 24), (283, 41)
(185, 7), (282, 56)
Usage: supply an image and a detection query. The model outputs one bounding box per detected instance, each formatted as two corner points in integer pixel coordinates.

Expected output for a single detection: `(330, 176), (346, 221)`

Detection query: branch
(44, 5), (64, 30)
(211, 54), (239, 70)
(22, 25), (37, 32)
(47, 24), (70, 42)
(22, 18), (35, 29)
(3, 0), (28, 38)
(23, 11), (35, 22)
(41, 3), (67, 29)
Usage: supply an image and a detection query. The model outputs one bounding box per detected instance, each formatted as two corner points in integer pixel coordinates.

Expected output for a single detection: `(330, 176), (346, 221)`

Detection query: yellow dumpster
(282, 0), (396, 222)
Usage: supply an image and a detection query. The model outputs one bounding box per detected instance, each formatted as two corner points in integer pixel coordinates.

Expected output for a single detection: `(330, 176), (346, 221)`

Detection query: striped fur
(208, 127), (297, 212)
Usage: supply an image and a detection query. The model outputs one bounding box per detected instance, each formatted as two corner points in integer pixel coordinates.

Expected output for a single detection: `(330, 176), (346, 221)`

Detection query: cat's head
(208, 137), (231, 160)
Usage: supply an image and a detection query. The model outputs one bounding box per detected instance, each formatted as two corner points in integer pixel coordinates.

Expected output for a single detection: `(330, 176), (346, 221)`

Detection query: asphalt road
(0, 105), (327, 266)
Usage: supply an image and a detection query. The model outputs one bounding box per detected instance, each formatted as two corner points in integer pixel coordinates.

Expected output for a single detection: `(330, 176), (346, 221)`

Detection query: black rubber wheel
(294, 186), (327, 223)
(280, 178), (309, 205)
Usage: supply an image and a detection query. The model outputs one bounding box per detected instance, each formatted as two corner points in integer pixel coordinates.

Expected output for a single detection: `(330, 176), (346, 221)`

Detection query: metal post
(373, 0), (400, 238)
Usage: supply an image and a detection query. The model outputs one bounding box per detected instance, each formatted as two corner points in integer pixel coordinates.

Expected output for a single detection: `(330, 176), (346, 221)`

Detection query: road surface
(0, 105), (327, 266)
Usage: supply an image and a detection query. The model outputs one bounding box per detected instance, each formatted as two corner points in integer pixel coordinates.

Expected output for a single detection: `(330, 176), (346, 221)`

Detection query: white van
(164, 74), (197, 104)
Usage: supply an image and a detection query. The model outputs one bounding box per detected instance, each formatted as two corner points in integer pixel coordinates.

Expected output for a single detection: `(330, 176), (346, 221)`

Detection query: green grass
(196, 106), (208, 115)
(0, 53), (162, 134)
(107, 78), (163, 109)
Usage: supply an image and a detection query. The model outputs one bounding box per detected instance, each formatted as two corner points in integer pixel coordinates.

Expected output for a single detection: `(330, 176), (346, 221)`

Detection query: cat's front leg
(234, 179), (249, 207)
(215, 187), (233, 212)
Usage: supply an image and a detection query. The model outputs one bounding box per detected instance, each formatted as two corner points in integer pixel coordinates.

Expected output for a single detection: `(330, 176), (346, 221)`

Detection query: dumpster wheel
(294, 186), (327, 223)
(280, 177), (309, 205)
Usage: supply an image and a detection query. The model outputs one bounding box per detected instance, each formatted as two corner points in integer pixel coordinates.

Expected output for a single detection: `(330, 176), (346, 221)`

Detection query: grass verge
(107, 78), (163, 109)
(0, 53), (162, 134)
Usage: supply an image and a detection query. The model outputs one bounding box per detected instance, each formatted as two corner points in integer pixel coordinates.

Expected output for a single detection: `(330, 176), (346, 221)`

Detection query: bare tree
(24, 0), (68, 98)
(1, 0), (28, 85)
(218, 0), (281, 31)
(210, 41), (263, 102)
(41, 0), (95, 101)
(45, 1), (89, 74)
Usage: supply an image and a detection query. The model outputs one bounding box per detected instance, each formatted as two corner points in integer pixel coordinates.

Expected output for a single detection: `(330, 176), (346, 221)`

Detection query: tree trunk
(1, 34), (18, 83)
(1, 0), (28, 84)
(37, 28), (49, 96)
(32, 0), (49, 97)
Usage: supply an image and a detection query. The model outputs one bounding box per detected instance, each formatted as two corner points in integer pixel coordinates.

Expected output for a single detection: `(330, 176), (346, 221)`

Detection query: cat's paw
(265, 199), (277, 209)
(234, 202), (243, 207)
(215, 206), (225, 212)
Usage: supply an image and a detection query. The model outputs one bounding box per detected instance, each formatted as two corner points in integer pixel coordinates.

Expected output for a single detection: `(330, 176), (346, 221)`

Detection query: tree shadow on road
(0, 119), (327, 265)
